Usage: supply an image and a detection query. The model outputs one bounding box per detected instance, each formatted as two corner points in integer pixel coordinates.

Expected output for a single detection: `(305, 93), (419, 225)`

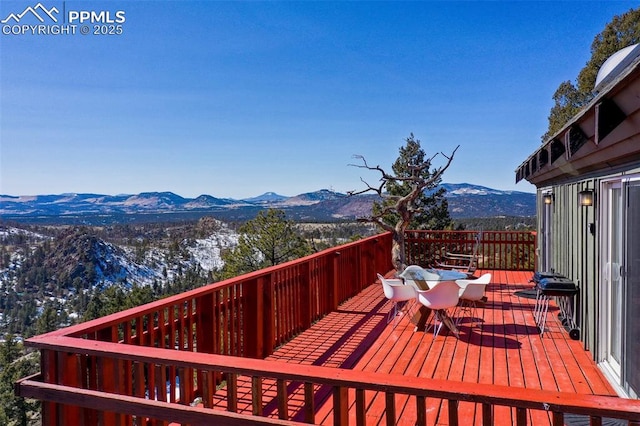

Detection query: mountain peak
(242, 192), (288, 203)
(441, 183), (529, 196)
(0, 184), (535, 221)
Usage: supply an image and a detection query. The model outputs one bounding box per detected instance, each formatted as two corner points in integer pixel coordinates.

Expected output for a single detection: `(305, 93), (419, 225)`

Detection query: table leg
(414, 306), (432, 332)
(440, 310), (460, 338)
(414, 307), (459, 338)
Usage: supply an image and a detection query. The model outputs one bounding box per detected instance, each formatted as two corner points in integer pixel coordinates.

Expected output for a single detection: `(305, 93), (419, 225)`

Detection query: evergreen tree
(350, 134), (457, 270)
(34, 303), (58, 335)
(221, 209), (311, 278)
(0, 336), (39, 425)
(376, 134), (453, 230)
(128, 284), (156, 308)
(0, 334), (20, 365)
(83, 290), (105, 321)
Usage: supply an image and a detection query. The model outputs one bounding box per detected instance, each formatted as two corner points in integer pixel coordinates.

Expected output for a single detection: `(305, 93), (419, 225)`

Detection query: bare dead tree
(348, 145), (459, 271)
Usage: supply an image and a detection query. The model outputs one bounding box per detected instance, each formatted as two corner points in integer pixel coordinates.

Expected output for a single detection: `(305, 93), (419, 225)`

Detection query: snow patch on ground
(188, 232), (238, 271)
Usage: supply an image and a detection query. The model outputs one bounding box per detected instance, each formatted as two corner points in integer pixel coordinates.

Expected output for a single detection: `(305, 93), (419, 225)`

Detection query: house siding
(521, 49), (640, 397)
(540, 164), (640, 359)
(539, 178), (598, 354)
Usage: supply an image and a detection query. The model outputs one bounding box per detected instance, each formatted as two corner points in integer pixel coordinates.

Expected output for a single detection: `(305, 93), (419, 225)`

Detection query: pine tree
(350, 134), (457, 270)
(34, 303), (58, 335)
(221, 209), (311, 278)
(375, 134), (453, 230)
(0, 336), (39, 425)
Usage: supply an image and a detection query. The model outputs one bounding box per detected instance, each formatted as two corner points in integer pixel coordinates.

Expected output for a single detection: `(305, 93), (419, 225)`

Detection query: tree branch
(348, 140), (460, 270)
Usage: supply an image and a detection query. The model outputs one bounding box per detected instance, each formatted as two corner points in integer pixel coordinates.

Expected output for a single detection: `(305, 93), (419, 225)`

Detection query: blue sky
(1, 1), (638, 199)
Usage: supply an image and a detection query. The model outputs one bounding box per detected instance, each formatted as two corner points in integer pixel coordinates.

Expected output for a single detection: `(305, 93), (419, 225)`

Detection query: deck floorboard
(213, 270), (618, 425)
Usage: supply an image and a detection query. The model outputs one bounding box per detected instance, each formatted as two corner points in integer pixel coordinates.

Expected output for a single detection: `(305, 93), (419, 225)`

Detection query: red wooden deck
(227, 269), (617, 425)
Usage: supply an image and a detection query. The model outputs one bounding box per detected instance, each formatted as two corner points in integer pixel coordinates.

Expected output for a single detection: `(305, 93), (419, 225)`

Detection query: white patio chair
(378, 273), (417, 326)
(436, 231), (481, 277)
(398, 265), (442, 290)
(415, 281), (461, 338)
(454, 273), (492, 326)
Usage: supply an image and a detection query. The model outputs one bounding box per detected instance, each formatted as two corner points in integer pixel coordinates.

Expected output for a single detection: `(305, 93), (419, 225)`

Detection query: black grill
(536, 277), (578, 296)
(531, 272), (580, 340)
(530, 271), (566, 284)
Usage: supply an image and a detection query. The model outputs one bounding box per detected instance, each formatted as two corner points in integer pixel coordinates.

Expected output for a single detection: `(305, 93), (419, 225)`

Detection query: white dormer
(594, 43), (640, 92)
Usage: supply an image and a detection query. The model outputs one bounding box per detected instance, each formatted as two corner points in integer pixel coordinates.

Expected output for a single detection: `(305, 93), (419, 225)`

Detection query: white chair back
(378, 273), (416, 302)
(460, 282), (487, 301)
(416, 281), (460, 310)
(453, 273), (492, 327)
(456, 273), (492, 299)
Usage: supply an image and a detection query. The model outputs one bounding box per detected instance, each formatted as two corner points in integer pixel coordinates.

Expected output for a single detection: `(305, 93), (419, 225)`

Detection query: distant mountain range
(0, 183), (535, 223)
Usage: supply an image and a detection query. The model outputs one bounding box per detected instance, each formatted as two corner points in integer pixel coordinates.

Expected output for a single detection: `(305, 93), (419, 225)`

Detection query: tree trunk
(391, 230), (406, 271)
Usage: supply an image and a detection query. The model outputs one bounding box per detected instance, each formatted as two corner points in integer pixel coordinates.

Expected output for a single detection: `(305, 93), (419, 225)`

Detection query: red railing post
(58, 352), (83, 423)
(243, 278), (261, 358)
(261, 275), (275, 357)
(96, 328), (121, 425)
(300, 261), (312, 331)
(40, 349), (57, 424)
(196, 293), (215, 355)
(330, 251), (341, 311)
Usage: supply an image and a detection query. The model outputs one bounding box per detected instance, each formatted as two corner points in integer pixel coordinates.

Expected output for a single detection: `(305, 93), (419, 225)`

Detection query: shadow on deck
(218, 269), (618, 425)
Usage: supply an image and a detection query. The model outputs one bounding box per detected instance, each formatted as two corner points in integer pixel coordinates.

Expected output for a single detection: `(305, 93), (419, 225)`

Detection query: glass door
(602, 182), (623, 377)
(601, 178), (640, 397)
(623, 182), (640, 397)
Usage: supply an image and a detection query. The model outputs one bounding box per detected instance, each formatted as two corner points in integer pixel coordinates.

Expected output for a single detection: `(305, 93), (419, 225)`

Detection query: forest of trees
(0, 217), (379, 338)
(0, 335), (39, 426)
(0, 223), (212, 338)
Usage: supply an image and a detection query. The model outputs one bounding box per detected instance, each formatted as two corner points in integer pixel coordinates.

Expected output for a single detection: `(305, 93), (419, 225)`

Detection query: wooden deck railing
(18, 233), (392, 424)
(17, 338), (640, 425)
(16, 230), (640, 425)
(405, 230), (536, 270)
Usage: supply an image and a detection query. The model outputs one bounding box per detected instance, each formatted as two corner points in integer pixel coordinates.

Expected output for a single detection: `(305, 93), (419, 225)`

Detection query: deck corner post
(40, 349), (58, 424)
(244, 278), (265, 358)
(195, 292), (215, 355)
(260, 275), (275, 358)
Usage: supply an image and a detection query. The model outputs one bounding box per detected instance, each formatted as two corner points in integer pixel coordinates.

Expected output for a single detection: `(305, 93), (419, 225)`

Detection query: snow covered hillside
(0, 219), (239, 337)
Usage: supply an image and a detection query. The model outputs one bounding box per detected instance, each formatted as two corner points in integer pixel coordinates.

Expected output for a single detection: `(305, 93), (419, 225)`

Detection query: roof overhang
(516, 54), (640, 187)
